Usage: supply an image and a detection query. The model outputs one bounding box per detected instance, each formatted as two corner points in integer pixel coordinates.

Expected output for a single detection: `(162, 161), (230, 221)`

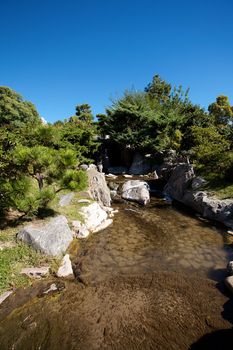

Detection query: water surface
(74, 198), (233, 284)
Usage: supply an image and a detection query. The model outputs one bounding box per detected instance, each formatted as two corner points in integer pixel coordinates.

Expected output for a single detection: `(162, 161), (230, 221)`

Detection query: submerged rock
(93, 218), (113, 233)
(87, 167), (111, 207)
(17, 216), (73, 256)
(121, 180), (150, 205)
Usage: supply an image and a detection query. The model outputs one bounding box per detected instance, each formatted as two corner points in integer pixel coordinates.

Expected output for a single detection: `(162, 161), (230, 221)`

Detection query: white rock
(72, 220), (82, 230)
(121, 180), (150, 205)
(0, 291), (13, 305)
(102, 206), (114, 213)
(93, 219), (113, 233)
(80, 202), (108, 231)
(227, 230), (233, 235)
(43, 283), (58, 294)
(21, 267), (50, 279)
(123, 174), (133, 178)
(57, 254), (74, 278)
(106, 173), (117, 179)
(76, 226), (90, 238)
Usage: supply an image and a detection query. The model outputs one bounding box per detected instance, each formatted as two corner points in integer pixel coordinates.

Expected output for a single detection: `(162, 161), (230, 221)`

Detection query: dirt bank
(0, 272), (233, 350)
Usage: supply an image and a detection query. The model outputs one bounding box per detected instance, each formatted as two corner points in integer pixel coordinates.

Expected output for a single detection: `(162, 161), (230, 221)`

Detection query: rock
(72, 220), (90, 238)
(59, 192), (74, 206)
(164, 164), (233, 228)
(76, 226), (90, 238)
(17, 216), (73, 256)
(80, 164), (89, 171)
(43, 283), (58, 294)
(88, 164), (97, 170)
(227, 261), (233, 275)
(121, 180), (150, 205)
(129, 152), (151, 175)
(102, 206), (114, 213)
(0, 291), (13, 305)
(151, 170), (159, 179)
(110, 190), (117, 198)
(93, 218), (113, 233)
(80, 202), (108, 231)
(0, 242), (16, 250)
(21, 267), (50, 279)
(106, 173), (117, 179)
(108, 166), (128, 175)
(227, 230), (233, 235)
(87, 167), (111, 207)
(108, 182), (119, 191)
(123, 174), (133, 178)
(225, 276), (233, 294)
(191, 177), (207, 190)
(57, 254), (74, 278)
(77, 199), (91, 204)
(164, 164), (195, 200)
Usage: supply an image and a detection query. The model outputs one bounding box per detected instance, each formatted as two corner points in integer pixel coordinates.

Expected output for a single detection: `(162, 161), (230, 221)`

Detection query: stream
(74, 197), (233, 284)
(1, 196), (233, 349)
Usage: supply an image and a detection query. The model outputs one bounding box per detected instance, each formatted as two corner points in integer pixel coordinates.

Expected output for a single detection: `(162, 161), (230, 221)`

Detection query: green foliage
(191, 126), (232, 175)
(0, 88), (94, 216)
(0, 86), (41, 128)
(60, 169), (88, 191)
(208, 95), (233, 125)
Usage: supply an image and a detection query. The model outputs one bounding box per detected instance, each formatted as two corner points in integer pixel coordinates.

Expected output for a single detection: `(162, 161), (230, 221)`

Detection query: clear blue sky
(1, 0), (233, 123)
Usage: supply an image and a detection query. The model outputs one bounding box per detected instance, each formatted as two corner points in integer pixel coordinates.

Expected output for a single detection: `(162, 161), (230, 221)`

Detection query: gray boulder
(17, 216), (73, 256)
(164, 164), (233, 228)
(87, 167), (111, 207)
(129, 152), (151, 175)
(191, 176), (207, 190)
(121, 180), (150, 205)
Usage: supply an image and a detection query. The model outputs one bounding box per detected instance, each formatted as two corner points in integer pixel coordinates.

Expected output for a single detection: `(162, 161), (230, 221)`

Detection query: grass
(0, 226), (57, 293)
(49, 190), (93, 224)
(0, 189), (92, 294)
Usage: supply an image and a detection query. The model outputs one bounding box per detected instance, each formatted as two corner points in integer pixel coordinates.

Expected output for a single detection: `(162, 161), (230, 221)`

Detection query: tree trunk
(35, 173), (44, 190)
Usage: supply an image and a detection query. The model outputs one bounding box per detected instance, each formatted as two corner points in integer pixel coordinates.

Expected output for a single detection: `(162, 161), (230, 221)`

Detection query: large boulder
(129, 152), (151, 175)
(164, 164), (233, 228)
(121, 180), (150, 205)
(17, 216), (73, 256)
(164, 163), (195, 201)
(87, 168), (111, 207)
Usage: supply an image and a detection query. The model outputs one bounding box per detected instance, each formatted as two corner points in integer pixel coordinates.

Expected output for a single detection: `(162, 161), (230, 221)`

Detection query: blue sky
(1, 0), (233, 123)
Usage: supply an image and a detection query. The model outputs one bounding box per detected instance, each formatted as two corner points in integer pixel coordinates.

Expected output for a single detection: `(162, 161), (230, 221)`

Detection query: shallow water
(74, 198), (233, 284)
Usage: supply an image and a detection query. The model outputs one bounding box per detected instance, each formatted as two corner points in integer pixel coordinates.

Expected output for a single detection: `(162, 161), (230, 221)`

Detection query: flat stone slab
(21, 267), (50, 279)
(59, 192), (74, 206)
(17, 216), (73, 256)
(0, 291), (13, 305)
(0, 242), (16, 250)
